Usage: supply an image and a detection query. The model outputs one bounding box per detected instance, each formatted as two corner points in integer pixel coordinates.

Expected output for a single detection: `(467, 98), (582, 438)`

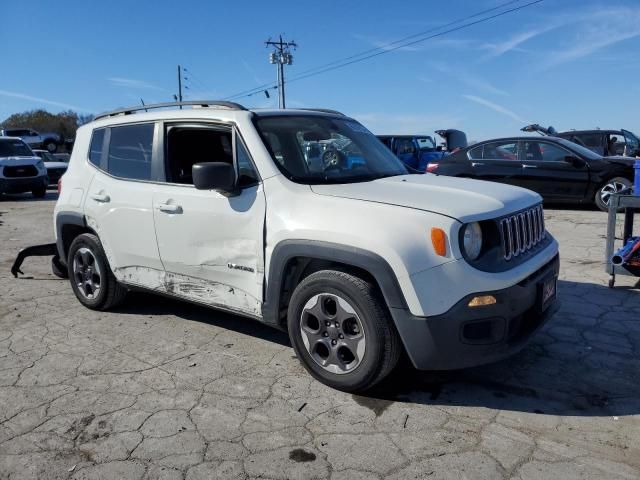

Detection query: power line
(224, 0), (543, 101)
(265, 35), (297, 108)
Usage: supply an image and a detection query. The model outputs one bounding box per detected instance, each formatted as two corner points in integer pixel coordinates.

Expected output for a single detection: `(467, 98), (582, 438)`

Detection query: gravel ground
(0, 192), (639, 480)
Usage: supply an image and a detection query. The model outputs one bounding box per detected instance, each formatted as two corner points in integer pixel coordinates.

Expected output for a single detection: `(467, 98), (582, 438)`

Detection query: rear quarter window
(89, 128), (106, 167)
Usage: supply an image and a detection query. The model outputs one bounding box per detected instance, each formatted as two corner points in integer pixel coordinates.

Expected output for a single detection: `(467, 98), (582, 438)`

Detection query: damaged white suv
(46, 101), (559, 391)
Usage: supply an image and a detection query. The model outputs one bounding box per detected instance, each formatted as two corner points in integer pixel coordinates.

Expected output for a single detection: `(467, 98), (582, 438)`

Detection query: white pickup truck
(14, 101), (560, 391)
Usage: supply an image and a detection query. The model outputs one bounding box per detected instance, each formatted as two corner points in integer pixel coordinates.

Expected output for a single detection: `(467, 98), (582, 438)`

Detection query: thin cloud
(462, 94), (528, 124)
(429, 63), (509, 96)
(545, 6), (640, 67)
(108, 77), (164, 91)
(0, 89), (90, 112)
(481, 26), (556, 58)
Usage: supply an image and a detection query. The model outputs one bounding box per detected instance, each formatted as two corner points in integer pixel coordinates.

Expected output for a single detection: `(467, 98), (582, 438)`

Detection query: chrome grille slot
(500, 204), (546, 261)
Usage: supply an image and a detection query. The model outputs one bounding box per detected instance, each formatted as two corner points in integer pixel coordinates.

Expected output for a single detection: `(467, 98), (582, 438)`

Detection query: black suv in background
(432, 135), (635, 211)
(522, 124), (640, 158)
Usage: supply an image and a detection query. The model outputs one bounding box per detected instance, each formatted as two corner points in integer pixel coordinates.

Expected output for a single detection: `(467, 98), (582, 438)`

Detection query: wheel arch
(262, 240), (409, 328)
(56, 211), (97, 266)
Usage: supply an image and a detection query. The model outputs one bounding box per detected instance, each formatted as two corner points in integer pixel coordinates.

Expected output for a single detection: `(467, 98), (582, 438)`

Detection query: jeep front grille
(499, 204), (545, 261)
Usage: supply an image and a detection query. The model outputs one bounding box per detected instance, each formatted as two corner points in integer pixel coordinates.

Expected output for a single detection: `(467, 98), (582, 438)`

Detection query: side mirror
(564, 156), (585, 167)
(192, 162), (238, 195)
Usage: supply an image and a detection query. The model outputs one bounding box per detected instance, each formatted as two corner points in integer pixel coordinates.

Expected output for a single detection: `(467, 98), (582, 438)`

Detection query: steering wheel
(322, 149), (344, 170)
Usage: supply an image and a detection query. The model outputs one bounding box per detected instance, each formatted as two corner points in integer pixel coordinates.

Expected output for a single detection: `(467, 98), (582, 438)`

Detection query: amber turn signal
(468, 295), (497, 307)
(431, 228), (447, 256)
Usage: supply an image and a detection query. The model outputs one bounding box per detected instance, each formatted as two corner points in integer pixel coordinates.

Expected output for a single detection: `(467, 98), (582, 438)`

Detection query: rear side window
(468, 145), (483, 159)
(89, 128), (105, 167)
(107, 123), (154, 180)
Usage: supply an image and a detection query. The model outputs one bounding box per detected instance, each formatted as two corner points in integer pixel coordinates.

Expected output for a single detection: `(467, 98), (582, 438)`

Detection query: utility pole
(177, 65), (183, 109)
(265, 36), (297, 109)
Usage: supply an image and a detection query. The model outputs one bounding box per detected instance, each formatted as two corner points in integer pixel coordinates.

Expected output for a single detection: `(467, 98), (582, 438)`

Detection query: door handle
(90, 193), (110, 203)
(522, 164), (538, 169)
(471, 162), (484, 167)
(158, 204), (183, 214)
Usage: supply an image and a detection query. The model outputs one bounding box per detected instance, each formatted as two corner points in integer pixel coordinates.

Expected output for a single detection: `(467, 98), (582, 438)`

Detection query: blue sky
(2, 0), (640, 141)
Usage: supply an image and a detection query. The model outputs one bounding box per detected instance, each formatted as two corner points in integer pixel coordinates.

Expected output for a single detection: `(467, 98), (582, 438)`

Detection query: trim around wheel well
(262, 240), (409, 326)
(55, 211), (90, 265)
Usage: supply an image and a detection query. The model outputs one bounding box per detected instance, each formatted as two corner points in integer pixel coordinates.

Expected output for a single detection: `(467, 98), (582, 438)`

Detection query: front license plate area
(537, 275), (557, 313)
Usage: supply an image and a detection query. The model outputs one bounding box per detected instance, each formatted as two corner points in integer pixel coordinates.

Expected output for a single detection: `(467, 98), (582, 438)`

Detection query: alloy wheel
(600, 180), (628, 206)
(73, 247), (102, 299)
(299, 293), (366, 375)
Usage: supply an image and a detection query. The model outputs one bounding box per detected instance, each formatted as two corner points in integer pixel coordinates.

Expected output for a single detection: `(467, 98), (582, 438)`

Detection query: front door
(518, 140), (589, 200)
(152, 123), (266, 317)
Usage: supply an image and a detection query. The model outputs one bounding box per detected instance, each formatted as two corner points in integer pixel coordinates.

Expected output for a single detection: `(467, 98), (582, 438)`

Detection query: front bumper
(391, 254), (560, 370)
(0, 175), (49, 194)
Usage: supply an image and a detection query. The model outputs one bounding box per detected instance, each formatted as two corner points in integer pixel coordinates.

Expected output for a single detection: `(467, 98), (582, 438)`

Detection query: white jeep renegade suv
(53, 101), (559, 391)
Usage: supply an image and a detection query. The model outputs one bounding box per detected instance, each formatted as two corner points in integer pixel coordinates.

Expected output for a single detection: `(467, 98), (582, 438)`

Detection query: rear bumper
(0, 175), (48, 194)
(391, 255), (560, 370)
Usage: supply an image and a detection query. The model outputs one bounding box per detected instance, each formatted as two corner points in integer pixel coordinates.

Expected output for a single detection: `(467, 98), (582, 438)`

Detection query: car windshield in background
(0, 139), (34, 157)
(416, 137), (436, 150)
(556, 138), (603, 160)
(255, 115), (408, 184)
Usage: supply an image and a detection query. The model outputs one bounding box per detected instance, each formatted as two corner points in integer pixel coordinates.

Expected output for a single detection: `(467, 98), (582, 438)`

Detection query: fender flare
(262, 239), (409, 326)
(55, 211), (87, 263)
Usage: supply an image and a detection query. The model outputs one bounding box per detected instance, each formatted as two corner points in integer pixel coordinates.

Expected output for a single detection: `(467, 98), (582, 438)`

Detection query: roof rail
(94, 100), (247, 121)
(297, 108), (345, 116)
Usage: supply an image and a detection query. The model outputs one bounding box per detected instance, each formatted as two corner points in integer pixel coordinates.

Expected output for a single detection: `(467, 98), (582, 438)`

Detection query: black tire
(51, 255), (68, 279)
(43, 140), (57, 153)
(67, 233), (126, 310)
(287, 270), (401, 392)
(32, 186), (46, 198)
(595, 177), (632, 212)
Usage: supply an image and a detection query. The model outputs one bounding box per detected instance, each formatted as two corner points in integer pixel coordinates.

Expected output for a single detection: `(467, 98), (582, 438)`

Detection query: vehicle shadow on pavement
(118, 291), (291, 347)
(366, 279), (640, 417)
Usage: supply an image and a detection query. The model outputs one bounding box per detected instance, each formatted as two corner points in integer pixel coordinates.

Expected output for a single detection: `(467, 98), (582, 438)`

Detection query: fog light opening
(468, 295), (497, 308)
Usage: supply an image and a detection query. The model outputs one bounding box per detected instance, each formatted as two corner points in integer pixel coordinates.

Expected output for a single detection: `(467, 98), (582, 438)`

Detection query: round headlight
(462, 222), (483, 260)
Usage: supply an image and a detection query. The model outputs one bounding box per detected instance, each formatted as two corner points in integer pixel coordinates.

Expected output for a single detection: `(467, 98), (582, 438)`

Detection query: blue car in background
(378, 130), (467, 172)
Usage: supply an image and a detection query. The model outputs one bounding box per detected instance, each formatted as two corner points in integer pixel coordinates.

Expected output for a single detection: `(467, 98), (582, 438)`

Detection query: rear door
(518, 140), (589, 199)
(151, 122), (266, 318)
(468, 140), (524, 186)
(394, 138), (419, 170)
(83, 122), (165, 290)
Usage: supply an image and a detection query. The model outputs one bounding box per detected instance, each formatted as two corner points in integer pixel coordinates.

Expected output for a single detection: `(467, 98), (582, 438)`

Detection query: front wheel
(287, 270), (401, 392)
(595, 177), (632, 211)
(67, 233), (126, 310)
(32, 186), (46, 198)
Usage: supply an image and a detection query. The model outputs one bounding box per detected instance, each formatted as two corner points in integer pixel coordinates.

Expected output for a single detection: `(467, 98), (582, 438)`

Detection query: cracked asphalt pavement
(1, 193), (639, 479)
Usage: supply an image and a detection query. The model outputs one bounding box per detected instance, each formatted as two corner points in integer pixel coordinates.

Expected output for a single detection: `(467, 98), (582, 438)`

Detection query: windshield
(255, 115), (408, 184)
(557, 138), (602, 160)
(0, 139), (34, 157)
(416, 137), (436, 150)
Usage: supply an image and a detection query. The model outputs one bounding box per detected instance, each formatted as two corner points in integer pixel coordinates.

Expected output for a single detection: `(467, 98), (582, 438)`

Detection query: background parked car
(522, 124), (640, 158)
(378, 130), (467, 172)
(431, 135), (635, 211)
(0, 128), (63, 153)
(0, 137), (49, 198)
(32, 149), (68, 186)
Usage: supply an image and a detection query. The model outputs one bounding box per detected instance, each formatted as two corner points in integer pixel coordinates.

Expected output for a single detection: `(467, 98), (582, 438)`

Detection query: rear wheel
(287, 270), (401, 392)
(67, 233), (126, 310)
(43, 140), (57, 153)
(595, 177), (632, 211)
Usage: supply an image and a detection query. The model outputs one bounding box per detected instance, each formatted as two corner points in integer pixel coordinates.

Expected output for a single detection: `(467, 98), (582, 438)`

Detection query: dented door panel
(152, 184), (266, 317)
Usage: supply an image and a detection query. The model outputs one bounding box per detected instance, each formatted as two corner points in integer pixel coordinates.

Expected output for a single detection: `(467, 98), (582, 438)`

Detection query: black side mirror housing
(192, 162), (238, 195)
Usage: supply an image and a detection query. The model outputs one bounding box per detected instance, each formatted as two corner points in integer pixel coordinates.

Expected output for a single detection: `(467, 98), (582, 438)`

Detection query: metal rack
(605, 193), (640, 287)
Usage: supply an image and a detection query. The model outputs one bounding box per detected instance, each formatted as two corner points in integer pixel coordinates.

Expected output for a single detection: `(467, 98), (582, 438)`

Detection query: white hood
(44, 161), (69, 169)
(310, 174), (542, 223)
